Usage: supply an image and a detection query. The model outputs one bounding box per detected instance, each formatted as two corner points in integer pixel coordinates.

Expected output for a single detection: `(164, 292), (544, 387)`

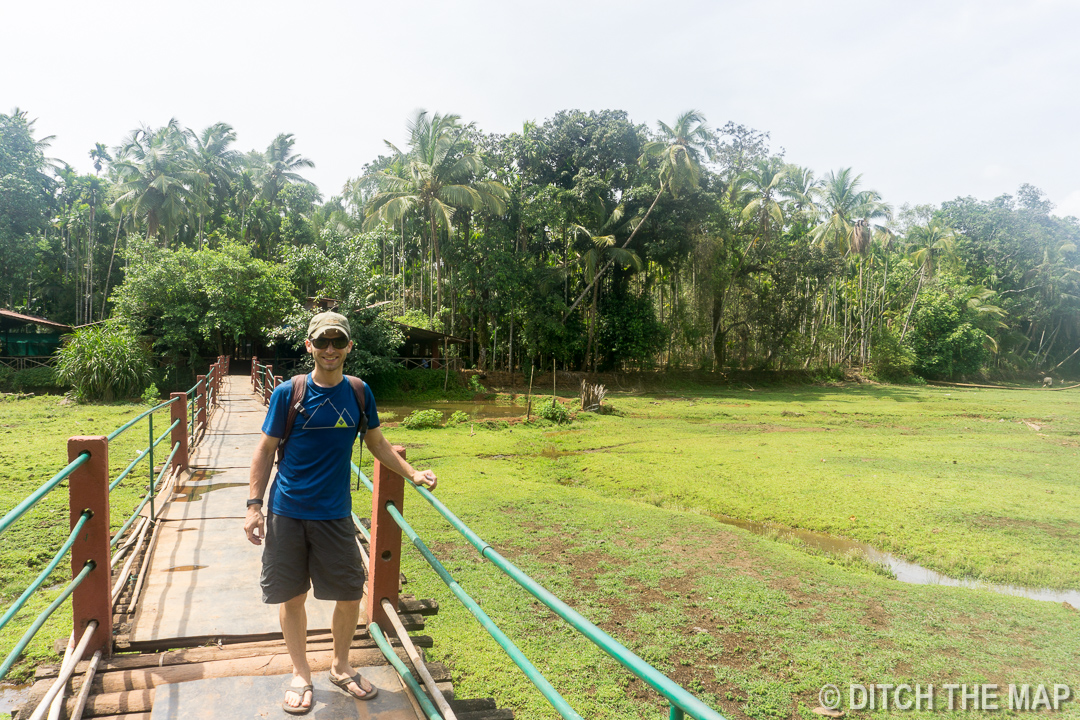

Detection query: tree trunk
(563, 183), (664, 320)
(899, 267), (926, 343)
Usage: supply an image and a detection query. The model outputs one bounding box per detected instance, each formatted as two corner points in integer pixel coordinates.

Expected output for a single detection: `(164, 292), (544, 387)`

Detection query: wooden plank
(69, 688), (154, 717)
(53, 636), (434, 676)
(130, 518), (349, 642)
(456, 711), (514, 720)
(448, 698), (498, 712)
(401, 598), (439, 616)
(121, 612), (425, 654)
(91, 648), (402, 693)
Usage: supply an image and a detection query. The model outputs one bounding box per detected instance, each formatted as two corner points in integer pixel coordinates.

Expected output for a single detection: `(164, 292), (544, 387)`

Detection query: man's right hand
(245, 506), (265, 545)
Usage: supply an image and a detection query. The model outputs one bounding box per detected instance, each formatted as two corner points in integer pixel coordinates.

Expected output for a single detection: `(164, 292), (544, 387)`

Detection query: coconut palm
(260, 133), (316, 205)
(811, 168), (894, 362)
(563, 110), (714, 319)
(812, 168), (892, 255)
(189, 122), (239, 245)
(643, 110), (714, 197)
(364, 111), (509, 323)
(111, 119), (207, 247)
(779, 164), (821, 225)
(899, 221), (959, 341)
(570, 205), (643, 372)
(735, 158), (788, 248)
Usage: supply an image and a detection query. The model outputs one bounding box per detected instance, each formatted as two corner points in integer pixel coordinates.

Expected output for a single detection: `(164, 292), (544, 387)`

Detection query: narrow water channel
(380, 403), (524, 421)
(714, 515), (1080, 606)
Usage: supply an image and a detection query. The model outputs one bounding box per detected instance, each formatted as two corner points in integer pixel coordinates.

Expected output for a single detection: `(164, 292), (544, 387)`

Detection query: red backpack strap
(277, 374), (308, 465)
(346, 375), (369, 440)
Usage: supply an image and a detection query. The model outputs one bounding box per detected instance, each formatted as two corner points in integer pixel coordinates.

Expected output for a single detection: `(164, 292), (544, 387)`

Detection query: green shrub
(537, 398), (570, 424)
(368, 367), (466, 401)
(906, 288), (991, 379)
(0, 365), (13, 391)
(869, 327), (916, 382)
(56, 324), (152, 402)
(401, 409), (444, 429)
(141, 384), (161, 405)
(447, 410), (470, 426)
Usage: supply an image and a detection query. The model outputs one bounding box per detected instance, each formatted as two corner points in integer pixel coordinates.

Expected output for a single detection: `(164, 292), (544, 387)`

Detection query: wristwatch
(247, 498), (264, 508)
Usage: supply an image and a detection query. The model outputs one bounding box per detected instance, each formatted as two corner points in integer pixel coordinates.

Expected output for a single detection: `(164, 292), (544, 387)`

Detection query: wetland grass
(3, 384), (1078, 719)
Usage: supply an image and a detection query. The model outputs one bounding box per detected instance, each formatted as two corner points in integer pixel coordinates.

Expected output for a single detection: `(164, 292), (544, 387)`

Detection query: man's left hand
(410, 469), (437, 490)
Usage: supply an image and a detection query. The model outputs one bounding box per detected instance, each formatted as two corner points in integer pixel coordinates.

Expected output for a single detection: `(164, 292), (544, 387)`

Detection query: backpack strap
(277, 374), (309, 465)
(346, 375), (369, 442)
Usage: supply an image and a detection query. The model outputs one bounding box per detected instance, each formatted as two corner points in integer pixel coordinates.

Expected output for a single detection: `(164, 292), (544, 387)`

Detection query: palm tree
(811, 168), (893, 363)
(365, 111), (509, 324)
(811, 168), (891, 254)
(111, 119), (207, 247)
(189, 122), (239, 245)
(570, 205), (643, 372)
(563, 110), (714, 319)
(780, 165), (821, 227)
(260, 133), (316, 205)
(735, 158), (788, 248)
(89, 142), (110, 175)
(899, 221), (958, 342)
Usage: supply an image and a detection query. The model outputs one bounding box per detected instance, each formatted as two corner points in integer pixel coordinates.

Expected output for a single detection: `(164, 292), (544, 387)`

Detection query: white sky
(4, 0), (1079, 217)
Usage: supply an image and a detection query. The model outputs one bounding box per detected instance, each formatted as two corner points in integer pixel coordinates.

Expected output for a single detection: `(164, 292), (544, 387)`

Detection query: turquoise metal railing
(0, 454), (90, 537)
(105, 398), (177, 442)
(350, 457), (726, 720)
(109, 417), (177, 493)
(0, 356), (226, 680)
(407, 481), (725, 720)
(0, 561), (95, 679)
(368, 621), (441, 720)
(110, 440), (179, 548)
(0, 511), (92, 635)
(351, 463), (582, 719)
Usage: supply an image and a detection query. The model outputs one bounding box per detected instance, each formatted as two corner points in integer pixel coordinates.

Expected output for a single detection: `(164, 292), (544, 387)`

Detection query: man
(245, 312), (437, 715)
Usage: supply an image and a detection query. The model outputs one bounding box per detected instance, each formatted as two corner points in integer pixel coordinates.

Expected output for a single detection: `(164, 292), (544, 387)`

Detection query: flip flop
(329, 672), (378, 701)
(283, 683), (314, 715)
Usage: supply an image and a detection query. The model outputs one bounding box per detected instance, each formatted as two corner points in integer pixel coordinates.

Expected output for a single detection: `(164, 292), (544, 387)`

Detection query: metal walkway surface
(124, 374), (424, 720)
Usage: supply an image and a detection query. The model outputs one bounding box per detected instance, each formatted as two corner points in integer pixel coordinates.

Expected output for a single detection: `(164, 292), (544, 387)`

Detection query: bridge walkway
(30, 374), (508, 720)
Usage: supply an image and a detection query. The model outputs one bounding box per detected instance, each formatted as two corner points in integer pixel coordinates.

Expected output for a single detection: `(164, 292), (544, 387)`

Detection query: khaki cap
(307, 312), (351, 341)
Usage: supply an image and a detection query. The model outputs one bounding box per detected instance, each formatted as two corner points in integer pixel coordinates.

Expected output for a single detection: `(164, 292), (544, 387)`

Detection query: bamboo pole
(380, 598), (456, 720)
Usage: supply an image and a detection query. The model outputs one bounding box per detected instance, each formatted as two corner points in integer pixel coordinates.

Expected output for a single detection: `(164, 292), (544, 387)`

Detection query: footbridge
(2, 359), (726, 720)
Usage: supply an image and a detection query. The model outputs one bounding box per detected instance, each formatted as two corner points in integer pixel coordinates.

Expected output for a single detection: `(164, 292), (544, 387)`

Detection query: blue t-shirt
(262, 374), (380, 520)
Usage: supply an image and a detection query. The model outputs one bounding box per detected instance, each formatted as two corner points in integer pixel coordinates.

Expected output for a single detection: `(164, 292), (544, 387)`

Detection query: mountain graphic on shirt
(301, 398), (356, 430)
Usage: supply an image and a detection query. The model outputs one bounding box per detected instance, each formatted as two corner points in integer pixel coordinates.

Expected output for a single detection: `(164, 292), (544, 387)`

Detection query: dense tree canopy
(2, 106), (1078, 381)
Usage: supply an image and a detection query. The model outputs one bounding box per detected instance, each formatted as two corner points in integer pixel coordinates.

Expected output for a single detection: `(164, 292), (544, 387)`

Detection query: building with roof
(0, 309), (71, 371)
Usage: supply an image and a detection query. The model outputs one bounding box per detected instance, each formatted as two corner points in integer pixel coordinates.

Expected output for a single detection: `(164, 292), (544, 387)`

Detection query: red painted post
(367, 445), (405, 630)
(67, 436), (111, 655)
(196, 374), (207, 434)
(214, 357), (223, 405)
(263, 364), (274, 404)
(170, 392), (189, 472)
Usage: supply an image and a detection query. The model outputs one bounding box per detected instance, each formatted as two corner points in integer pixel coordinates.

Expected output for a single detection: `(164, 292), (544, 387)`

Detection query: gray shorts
(260, 511), (366, 604)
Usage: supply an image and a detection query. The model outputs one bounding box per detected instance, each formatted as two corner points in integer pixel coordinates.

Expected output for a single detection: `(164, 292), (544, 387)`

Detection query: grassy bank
(0, 395), (173, 681)
(376, 383), (1079, 590)
(353, 382), (1079, 719)
(2, 382), (1077, 719)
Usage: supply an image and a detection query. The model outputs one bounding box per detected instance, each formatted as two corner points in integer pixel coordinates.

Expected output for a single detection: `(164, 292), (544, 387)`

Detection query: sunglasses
(311, 337), (349, 349)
